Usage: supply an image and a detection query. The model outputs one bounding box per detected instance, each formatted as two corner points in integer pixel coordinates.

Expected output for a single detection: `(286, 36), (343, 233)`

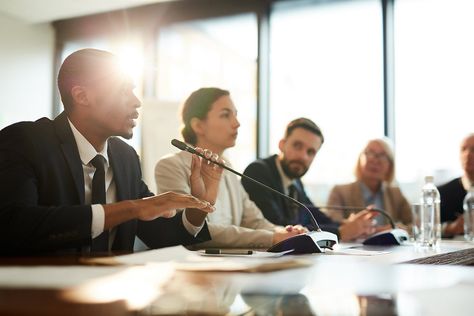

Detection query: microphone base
(267, 231), (338, 255)
(362, 228), (409, 246)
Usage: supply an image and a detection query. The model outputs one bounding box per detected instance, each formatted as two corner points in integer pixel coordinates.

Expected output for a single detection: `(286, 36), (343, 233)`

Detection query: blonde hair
(354, 138), (395, 185)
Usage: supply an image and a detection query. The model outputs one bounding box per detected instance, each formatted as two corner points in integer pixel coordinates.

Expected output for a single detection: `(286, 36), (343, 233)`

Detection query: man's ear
(190, 117), (203, 137)
(70, 86), (89, 107)
(278, 138), (286, 152)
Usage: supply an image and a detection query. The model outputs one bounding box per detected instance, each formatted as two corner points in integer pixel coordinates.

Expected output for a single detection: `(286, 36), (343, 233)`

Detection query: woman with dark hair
(154, 87), (305, 249)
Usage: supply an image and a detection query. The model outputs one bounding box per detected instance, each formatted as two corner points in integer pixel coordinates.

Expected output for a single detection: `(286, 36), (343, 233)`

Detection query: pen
(204, 249), (254, 255)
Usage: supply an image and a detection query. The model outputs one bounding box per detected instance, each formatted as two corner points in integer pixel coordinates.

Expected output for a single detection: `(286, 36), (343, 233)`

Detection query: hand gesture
(272, 225), (306, 245)
(339, 209), (377, 241)
(444, 214), (464, 237)
(189, 148), (224, 205)
(284, 224), (308, 234)
(134, 191), (215, 221)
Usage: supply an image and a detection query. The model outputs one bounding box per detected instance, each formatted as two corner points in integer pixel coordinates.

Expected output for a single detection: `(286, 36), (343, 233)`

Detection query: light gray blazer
(155, 151), (276, 249)
(326, 181), (412, 225)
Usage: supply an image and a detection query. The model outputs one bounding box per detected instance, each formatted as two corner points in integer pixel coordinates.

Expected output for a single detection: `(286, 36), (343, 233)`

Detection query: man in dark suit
(438, 133), (474, 237)
(0, 48), (218, 254)
(242, 118), (375, 241)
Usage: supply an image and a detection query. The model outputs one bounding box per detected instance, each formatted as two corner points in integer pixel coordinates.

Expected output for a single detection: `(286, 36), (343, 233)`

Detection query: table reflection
(143, 271), (241, 315)
(140, 268), (397, 316)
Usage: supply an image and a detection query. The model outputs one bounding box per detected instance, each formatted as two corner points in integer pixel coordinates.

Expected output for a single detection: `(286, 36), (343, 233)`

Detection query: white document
(325, 247), (390, 256)
(197, 249), (294, 258)
(173, 257), (312, 272)
(107, 246), (294, 264)
(106, 246), (311, 272)
(109, 245), (194, 265)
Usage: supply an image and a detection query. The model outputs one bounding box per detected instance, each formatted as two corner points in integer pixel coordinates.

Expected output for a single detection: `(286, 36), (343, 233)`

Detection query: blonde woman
(326, 138), (412, 228)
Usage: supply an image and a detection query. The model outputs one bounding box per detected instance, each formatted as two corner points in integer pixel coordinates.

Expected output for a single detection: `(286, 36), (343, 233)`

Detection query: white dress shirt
(462, 175), (473, 191)
(68, 119), (201, 242)
(68, 120), (111, 239)
(274, 156), (296, 195)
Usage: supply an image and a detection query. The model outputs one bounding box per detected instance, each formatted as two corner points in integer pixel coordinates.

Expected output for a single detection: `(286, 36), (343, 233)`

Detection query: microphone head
(171, 139), (189, 151)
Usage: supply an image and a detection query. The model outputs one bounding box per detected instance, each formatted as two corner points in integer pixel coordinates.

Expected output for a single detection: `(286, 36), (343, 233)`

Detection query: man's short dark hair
(57, 48), (116, 113)
(284, 117), (324, 144)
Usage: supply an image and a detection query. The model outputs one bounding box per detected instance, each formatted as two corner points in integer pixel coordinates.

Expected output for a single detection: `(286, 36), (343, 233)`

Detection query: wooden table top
(0, 240), (473, 315)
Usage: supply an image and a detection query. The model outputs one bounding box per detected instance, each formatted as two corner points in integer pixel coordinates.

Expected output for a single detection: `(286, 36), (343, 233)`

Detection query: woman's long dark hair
(181, 87), (230, 145)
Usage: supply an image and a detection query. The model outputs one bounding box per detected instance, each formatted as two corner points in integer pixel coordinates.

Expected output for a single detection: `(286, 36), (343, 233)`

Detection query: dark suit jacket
(242, 155), (340, 235)
(438, 177), (467, 223)
(0, 112), (210, 254)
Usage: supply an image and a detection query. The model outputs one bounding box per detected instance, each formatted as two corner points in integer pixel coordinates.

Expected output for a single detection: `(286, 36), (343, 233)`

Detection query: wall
(141, 98), (183, 194)
(0, 12), (55, 129)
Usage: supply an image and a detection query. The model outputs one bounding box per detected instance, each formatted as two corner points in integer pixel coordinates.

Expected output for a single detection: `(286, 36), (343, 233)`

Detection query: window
(60, 36), (145, 153)
(394, 0), (474, 201)
(270, 0), (384, 205)
(141, 13), (258, 190)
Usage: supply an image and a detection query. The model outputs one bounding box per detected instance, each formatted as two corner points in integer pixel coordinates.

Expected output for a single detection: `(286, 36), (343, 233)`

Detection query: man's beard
(280, 158), (309, 179)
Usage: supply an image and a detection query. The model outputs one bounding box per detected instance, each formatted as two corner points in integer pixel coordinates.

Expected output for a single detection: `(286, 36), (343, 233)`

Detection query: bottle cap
(425, 176), (434, 183)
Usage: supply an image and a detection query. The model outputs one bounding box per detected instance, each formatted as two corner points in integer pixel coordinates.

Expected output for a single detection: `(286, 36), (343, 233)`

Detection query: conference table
(1, 240), (474, 316)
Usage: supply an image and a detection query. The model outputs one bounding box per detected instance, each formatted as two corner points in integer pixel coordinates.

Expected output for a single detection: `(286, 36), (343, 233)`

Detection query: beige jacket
(155, 151), (276, 249)
(326, 181), (412, 225)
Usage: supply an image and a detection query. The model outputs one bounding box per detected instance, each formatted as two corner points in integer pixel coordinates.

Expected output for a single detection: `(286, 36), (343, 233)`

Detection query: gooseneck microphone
(172, 139), (341, 254)
(171, 139), (409, 250)
(318, 205), (395, 229)
(171, 139), (322, 232)
(317, 205), (408, 246)
(172, 139), (409, 249)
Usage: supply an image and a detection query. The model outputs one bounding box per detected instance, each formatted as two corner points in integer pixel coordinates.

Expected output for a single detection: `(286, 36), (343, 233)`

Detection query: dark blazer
(438, 177), (467, 223)
(242, 155), (340, 235)
(0, 112), (210, 254)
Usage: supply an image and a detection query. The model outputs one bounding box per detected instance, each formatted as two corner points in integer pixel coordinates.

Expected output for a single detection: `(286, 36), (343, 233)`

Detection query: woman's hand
(339, 209), (377, 241)
(444, 214), (464, 237)
(189, 148), (224, 205)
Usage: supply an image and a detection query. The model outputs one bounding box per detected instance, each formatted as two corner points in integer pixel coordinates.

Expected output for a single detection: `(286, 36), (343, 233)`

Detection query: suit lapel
(294, 180), (307, 203)
(54, 112), (85, 203)
(224, 173), (239, 225)
(267, 155), (285, 193)
(108, 139), (127, 201)
(267, 156), (286, 205)
(107, 138), (136, 251)
(352, 182), (366, 207)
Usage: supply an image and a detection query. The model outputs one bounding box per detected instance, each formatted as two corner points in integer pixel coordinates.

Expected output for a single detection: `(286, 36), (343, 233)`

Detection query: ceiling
(0, 0), (175, 24)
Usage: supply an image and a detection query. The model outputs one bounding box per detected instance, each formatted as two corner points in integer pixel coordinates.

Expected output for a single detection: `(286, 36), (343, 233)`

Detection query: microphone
(172, 139), (321, 231)
(318, 205), (409, 246)
(171, 139), (338, 254)
(319, 205), (395, 228)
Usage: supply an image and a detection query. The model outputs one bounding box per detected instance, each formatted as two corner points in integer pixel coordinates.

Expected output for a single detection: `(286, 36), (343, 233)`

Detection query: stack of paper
(85, 246), (312, 272)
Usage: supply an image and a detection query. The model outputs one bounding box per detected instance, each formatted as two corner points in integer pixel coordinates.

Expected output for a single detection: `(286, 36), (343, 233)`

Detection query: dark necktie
(90, 155), (109, 252)
(287, 183), (300, 222)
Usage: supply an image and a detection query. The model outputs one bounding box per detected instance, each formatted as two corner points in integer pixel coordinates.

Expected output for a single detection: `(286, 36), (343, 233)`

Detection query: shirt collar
(275, 156), (296, 191)
(359, 181), (384, 201)
(68, 119), (109, 166)
(461, 175), (473, 191)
